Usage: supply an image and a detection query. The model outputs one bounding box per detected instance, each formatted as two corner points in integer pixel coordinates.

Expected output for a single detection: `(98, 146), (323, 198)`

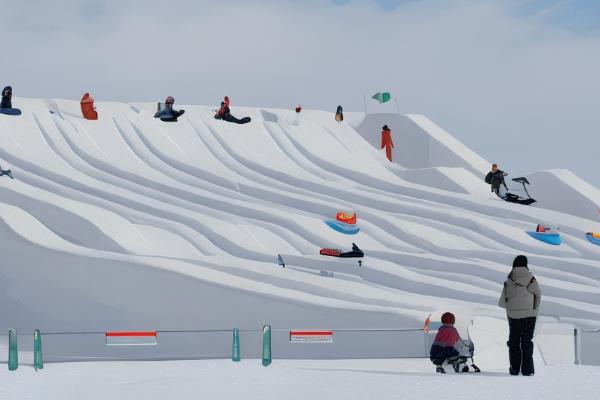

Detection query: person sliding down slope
(214, 96), (251, 124)
(335, 105), (343, 122)
(0, 163), (13, 179)
(0, 86), (22, 116)
(154, 96), (185, 122)
(1, 86), (12, 109)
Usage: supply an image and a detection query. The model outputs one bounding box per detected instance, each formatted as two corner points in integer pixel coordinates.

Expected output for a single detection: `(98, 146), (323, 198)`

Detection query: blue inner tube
(527, 231), (561, 245)
(324, 219), (360, 235)
(586, 233), (600, 246)
(0, 108), (22, 116)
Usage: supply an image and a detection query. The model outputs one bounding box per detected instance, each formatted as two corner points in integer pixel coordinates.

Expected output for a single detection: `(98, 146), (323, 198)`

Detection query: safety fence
(470, 308), (600, 367)
(1, 325), (441, 370)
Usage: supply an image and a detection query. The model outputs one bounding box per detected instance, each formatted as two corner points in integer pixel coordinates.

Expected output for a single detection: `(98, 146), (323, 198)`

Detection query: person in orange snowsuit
(381, 124), (393, 161)
(80, 92), (98, 120)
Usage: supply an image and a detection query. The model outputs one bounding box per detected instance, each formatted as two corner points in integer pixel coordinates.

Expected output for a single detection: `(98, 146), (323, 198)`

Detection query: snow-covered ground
(1, 359), (599, 400)
(1, 98), (600, 375)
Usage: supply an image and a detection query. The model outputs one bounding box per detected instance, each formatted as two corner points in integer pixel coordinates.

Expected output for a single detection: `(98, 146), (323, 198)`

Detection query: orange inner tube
(336, 212), (356, 225)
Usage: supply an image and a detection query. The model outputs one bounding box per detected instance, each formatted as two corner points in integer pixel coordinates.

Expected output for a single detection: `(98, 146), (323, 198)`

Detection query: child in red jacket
(430, 312), (479, 373)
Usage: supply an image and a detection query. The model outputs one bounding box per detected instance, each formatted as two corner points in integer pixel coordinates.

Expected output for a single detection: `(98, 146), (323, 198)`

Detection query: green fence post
(8, 329), (18, 371)
(262, 325), (271, 367)
(33, 329), (43, 370)
(232, 328), (241, 362)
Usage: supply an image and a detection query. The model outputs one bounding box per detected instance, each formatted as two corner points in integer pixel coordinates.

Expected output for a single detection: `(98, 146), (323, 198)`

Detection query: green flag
(371, 92), (391, 104)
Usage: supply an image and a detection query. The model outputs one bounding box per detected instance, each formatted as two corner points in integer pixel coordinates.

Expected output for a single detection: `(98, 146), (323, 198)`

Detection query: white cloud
(1, 0), (599, 188)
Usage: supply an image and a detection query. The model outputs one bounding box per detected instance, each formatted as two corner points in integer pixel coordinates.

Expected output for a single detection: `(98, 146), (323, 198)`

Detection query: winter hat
(382, 124), (390, 131)
(513, 255), (528, 268)
(441, 312), (455, 325)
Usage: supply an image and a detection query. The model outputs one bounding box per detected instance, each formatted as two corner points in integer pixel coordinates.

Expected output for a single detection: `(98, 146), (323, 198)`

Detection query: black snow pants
(223, 113), (251, 124)
(508, 317), (537, 375)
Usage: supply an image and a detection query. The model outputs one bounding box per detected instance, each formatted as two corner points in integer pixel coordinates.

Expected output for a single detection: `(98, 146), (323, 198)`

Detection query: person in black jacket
(485, 164), (508, 196)
(1, 86), (12, 109)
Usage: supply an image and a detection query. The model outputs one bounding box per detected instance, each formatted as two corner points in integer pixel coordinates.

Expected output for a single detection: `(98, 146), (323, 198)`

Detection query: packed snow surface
(1, 359), (598, 400)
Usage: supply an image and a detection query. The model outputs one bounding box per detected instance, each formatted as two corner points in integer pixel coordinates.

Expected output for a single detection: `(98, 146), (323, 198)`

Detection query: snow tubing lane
(324, 219), (360, 235)
(586, 233), (600, 246)
(527, 231), (562, 245)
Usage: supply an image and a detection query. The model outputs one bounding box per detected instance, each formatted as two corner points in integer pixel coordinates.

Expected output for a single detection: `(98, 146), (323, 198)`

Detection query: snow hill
(1, 98), (600, 362)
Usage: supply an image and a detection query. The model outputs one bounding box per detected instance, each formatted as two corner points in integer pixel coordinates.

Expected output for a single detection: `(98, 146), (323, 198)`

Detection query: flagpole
(392, 97), (400, 114)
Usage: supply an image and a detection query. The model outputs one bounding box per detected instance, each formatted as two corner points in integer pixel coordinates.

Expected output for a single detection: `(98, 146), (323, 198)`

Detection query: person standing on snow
(381, 125), (394, 162)
(498, 255), (542, 376)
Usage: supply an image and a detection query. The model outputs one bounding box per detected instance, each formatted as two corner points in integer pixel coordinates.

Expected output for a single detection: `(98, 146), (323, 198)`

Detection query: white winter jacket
(498, 267), (542, 319)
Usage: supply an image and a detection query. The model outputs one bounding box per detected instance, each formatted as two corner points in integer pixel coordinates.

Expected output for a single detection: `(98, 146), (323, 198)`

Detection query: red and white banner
(290, 330), (333, 343)
(105, 331), (157, 346)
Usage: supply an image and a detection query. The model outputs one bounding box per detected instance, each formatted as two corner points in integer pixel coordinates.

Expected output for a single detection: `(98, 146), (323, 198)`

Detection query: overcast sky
(1, 0), (599, 187)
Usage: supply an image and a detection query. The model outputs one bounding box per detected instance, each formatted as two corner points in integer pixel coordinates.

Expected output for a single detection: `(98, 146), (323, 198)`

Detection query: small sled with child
(430, 312), (481, 374)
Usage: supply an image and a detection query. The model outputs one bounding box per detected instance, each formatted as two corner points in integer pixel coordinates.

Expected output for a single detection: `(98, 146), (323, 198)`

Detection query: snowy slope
(1, 98), (600, 355)
(526, 169), (600, 222)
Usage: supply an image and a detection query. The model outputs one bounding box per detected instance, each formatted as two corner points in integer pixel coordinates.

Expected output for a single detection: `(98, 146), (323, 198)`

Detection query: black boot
(436, 366), (446, 374)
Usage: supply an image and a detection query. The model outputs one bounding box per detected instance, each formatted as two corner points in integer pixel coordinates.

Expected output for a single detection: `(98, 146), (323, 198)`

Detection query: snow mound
(354, 113), (489, 176)
(527, 169), (600, 223)
(1, 98), (600, 363)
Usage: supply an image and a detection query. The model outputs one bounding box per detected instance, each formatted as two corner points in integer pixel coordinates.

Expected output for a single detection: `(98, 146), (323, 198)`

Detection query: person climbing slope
(80, 92), (98, 120)
(154, 96), (185, 122)
(485, 163), (508, 196)
(381, 125), (394, 162)
(214, 96), (251, 124)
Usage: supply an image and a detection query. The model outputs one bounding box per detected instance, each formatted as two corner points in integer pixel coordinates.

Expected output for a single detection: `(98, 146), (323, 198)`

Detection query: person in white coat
(499, 255), (541, 376)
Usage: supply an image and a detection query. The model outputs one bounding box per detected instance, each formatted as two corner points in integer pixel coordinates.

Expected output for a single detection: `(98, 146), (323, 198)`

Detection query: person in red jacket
(80, 92), (98, 120)
(430, 312), (475, 373)
(214, 95), (251, 124)
(381, 124), (393, 161)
